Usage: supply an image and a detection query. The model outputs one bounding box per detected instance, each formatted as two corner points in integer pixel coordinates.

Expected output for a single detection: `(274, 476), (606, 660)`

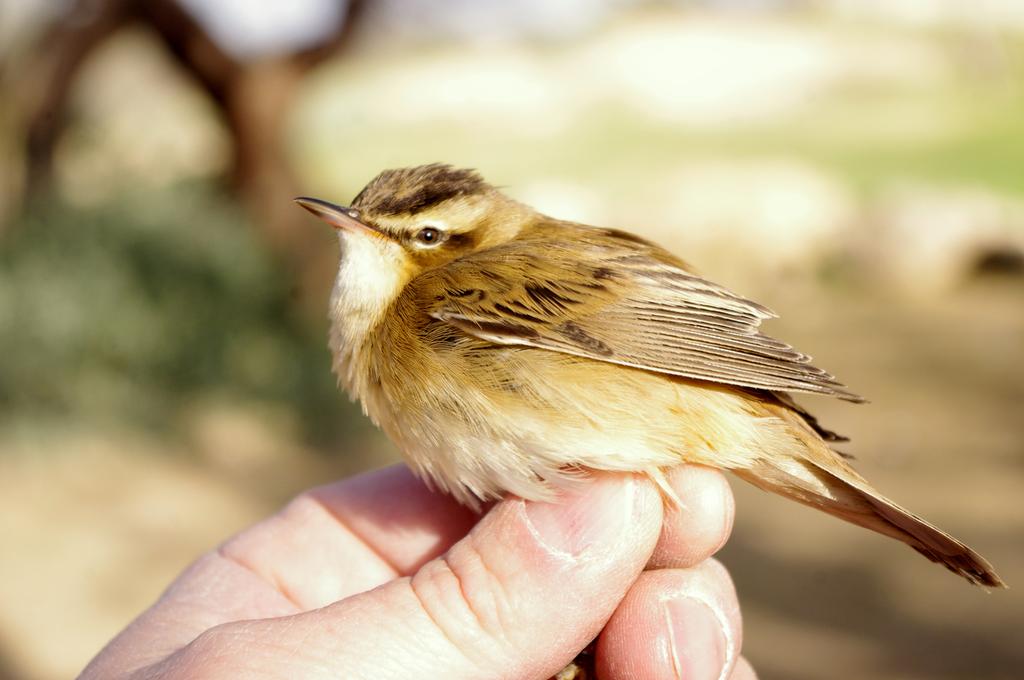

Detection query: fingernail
(665, 596), (728, 680)
(523, 475), (636, 559)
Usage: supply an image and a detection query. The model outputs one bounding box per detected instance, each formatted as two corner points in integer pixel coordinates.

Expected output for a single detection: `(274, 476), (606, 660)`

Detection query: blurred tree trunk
(20, 0), (367, 274)
(22, 0), (135, 204)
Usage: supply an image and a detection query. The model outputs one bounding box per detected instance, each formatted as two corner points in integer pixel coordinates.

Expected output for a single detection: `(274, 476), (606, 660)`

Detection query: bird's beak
(293, 197), (381, 237)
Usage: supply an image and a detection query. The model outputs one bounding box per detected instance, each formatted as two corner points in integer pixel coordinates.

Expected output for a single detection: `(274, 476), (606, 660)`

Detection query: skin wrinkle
(441, 545), (509, 648)
(408, 562), (496, 676)
(464, 532), (519, 648)
(303, 492), (404, 578)
(214, 546), (305, 613)
(144, 553), (300, 663)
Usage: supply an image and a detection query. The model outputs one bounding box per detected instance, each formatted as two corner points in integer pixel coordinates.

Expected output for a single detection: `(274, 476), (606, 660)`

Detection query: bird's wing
(405, 225), (863, 401)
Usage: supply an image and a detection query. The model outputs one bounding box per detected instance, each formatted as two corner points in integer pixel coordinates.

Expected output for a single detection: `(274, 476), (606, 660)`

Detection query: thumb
(161, 474), (662, 680)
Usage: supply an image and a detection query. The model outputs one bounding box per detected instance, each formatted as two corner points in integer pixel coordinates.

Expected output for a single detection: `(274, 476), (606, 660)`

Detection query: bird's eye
(415, 226), (443, 246)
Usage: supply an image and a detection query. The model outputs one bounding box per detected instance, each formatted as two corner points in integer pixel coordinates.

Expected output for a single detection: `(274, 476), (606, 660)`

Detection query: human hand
(80, 464), (756, 679)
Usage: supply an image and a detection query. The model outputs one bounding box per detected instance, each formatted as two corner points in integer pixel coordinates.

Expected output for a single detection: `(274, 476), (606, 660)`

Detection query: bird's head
(296, 164), (532, 326)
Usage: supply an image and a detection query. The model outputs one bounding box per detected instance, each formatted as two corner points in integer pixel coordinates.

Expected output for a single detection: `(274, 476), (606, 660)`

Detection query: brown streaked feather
(407, 221), (864, 402)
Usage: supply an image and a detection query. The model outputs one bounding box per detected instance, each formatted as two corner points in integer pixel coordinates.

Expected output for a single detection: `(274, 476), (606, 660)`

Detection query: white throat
(329, 232), (408, 342)
(328, 232), (411, 397)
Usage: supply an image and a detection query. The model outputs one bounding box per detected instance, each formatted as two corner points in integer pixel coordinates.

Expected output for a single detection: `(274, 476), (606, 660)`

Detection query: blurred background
(1, 0), (1022, 678)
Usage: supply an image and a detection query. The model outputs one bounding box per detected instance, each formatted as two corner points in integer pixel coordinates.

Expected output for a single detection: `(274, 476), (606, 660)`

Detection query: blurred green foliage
(0, 185), (355, 443)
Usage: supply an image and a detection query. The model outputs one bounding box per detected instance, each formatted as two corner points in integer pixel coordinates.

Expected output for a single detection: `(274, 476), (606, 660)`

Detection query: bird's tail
(732, 408), (1005, 588)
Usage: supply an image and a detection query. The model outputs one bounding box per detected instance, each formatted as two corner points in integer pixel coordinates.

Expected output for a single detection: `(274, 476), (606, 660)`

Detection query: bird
(295, 163), (1003, 588)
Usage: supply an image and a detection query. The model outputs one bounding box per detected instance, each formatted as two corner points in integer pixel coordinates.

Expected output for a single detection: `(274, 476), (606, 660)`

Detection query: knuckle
(409, 538), (517, 666)
(146, 624), (242, 680)
(279, 490), (323, 524)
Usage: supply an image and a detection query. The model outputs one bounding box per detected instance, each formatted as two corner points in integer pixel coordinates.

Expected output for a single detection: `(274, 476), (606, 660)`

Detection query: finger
(731, 656), (758, 679)
(78, 553), (302, 679)
(155, 474), (664, 680)
(650, 466), (734, 569)
(81, 465), (479, 678)
(307, 463), (486, 574)
(595, 560), (742, 680)
(220, 464), (482, 609)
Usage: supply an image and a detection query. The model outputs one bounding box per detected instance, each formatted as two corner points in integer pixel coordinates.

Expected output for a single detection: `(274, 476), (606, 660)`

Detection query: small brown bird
(296, 163), (1003, 588)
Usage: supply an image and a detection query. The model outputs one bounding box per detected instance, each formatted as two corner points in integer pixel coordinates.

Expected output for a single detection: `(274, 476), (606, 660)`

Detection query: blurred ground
(1, 5), (1023, 680)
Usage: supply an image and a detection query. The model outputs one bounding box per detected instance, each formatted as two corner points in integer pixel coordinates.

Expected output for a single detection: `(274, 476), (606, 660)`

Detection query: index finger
(220, 464), (483, 609)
